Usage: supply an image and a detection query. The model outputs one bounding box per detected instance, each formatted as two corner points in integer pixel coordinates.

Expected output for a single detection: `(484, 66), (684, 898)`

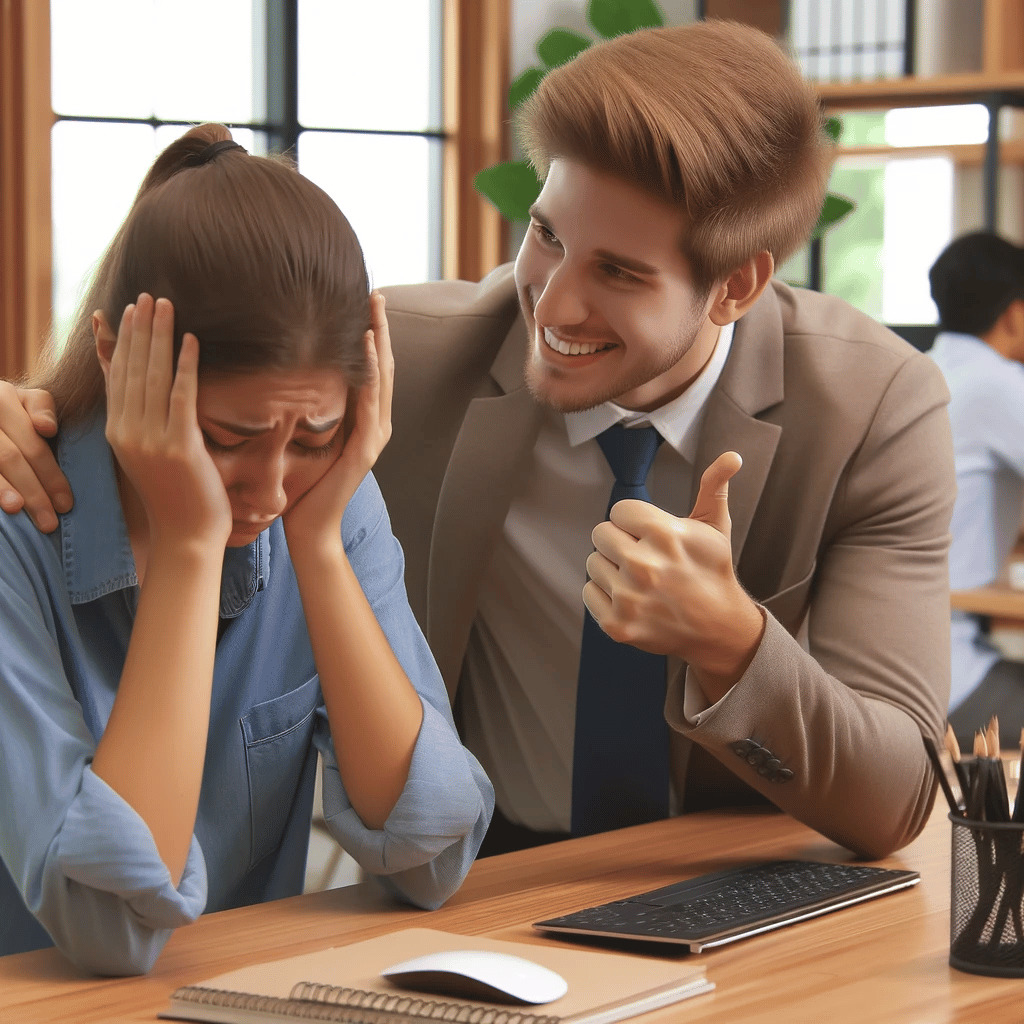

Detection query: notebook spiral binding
(173, 982), (563, 1024)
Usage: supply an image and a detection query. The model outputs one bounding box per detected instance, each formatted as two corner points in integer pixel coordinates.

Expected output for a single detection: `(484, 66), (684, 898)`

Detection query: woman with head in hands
(0, 124), (492, 974)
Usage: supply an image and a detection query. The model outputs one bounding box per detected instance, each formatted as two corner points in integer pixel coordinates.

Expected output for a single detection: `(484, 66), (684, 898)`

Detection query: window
(48, 0), (445, 348)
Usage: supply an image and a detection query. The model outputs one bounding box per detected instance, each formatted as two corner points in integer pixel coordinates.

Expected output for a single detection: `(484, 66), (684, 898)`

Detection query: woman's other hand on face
(102, 294), (232, 550)
(282, 291), (393, 554)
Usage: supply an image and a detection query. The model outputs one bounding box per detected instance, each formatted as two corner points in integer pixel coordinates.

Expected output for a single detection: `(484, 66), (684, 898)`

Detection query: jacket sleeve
(668, 352), (954, 859)
(316, 473), (493, 908)
(0, 522), (207, 975)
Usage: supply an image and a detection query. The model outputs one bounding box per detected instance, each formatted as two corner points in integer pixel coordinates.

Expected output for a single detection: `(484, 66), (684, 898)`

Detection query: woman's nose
(231, 460), (287, 518)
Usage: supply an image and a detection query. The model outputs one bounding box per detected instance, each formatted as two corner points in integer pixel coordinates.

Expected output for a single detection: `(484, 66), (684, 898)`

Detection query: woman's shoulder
(341, 472), (388, 546)
(0, 508), (65, 607)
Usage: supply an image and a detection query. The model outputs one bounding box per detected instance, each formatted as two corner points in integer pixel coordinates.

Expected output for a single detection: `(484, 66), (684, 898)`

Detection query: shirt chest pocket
(240, 673), (321, 869)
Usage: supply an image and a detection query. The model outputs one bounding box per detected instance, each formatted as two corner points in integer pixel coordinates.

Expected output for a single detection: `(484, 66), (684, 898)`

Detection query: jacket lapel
(692, 284), (786, 558)
(427, 316), (543, 702)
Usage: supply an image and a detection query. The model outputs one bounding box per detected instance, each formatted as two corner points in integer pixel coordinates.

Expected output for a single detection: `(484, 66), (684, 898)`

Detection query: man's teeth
(544, 332), (608, 356)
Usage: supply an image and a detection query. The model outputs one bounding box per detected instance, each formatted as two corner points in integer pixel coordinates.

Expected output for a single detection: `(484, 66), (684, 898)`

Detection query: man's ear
(708, 251), (774, 327)
(1001, 298), (1024, 362)
(92, 311), (116, 381)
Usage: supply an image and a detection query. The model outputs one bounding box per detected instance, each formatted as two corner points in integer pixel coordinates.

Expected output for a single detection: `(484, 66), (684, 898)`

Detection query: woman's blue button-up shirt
(0, 413), (493, 974)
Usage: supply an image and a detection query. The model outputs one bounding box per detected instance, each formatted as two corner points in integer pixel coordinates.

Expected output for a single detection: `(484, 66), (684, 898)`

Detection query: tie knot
(597, 423), (663, 490)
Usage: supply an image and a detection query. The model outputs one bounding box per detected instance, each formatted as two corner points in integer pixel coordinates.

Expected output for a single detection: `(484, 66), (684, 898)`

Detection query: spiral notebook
(159, 927), (713, 1024)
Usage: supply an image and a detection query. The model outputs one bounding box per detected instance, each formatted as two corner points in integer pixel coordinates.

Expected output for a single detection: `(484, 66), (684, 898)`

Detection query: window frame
(0, 0), (509, 379)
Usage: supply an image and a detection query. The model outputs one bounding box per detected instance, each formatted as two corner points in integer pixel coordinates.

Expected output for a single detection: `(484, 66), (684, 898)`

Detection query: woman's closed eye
(203, 431), (245, 453)
(292, 437), (338, 459)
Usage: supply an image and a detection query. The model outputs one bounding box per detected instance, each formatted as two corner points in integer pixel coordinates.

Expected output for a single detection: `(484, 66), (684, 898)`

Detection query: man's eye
(602, 264), (639, 283)
(534, 222), (559, 246)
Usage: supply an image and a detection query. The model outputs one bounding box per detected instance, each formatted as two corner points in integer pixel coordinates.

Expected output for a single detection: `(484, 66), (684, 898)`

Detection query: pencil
(923, 735), (961, 816)
(1013, 728), (1024, 822)
(945, 723), (971, 795)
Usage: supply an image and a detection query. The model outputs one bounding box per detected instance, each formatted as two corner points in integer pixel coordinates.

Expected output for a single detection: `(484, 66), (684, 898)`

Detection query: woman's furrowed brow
(203, 416), (342, 437)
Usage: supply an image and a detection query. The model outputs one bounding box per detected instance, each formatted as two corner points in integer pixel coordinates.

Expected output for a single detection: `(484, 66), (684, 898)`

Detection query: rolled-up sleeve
(317, 475), (493, 909)
(0, 528), (207, 974)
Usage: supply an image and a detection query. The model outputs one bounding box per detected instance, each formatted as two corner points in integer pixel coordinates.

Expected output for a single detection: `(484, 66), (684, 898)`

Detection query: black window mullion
(259, 0), (300, 157)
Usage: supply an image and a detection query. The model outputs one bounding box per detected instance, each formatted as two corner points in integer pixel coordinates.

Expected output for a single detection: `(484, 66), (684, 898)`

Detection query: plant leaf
(811, 193), (855, 238)
(824, 116), (842, 142)
(509, 67), (546, 109)
(537, 28), (592, 69)
(474, 161), (543, 222)
(588, 0), (664, 38)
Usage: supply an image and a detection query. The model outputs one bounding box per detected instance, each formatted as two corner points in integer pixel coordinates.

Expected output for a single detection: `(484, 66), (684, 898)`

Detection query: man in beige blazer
(0, 21), (952, 859)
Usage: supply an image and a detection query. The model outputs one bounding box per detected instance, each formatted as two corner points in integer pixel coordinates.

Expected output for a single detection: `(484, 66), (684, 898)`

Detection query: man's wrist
(688, 601), (766, 701)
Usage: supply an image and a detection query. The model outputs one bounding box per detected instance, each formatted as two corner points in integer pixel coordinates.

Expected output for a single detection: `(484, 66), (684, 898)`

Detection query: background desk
(1, 803), (1020, 1023)
(951, 584), (1024, 622)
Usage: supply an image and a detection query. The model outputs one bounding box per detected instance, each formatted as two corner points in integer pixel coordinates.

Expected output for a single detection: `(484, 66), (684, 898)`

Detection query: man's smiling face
(514, 158), (722, 414)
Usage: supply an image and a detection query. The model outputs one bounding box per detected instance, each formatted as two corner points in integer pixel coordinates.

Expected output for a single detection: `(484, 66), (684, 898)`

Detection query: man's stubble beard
(521, 313), (706, 414)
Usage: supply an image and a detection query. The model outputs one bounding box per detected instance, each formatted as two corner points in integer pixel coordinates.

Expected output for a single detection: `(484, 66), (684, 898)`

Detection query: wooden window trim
(0, 0), (52, 379)
(0, 0), (509, 382)
(442, 0), (511, 282)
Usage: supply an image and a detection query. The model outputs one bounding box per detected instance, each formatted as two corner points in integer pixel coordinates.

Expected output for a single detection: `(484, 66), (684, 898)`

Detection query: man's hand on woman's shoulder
(0, 381), (72, 532)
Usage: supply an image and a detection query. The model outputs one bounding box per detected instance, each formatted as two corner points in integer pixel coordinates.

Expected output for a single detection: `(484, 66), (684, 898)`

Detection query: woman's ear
(708, 251), (775, 326)
(92, 311), (116, 381)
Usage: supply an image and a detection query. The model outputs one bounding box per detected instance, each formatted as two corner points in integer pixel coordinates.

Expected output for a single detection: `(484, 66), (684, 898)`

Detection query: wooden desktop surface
(1, 803), (1020, 1024)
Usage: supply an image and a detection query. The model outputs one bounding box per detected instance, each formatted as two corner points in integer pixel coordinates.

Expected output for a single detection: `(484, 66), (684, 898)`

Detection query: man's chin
(523, 364), (609, 413)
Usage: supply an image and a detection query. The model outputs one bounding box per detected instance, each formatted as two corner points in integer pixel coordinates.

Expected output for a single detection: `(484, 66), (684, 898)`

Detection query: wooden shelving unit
(812, 1), (1024, 231)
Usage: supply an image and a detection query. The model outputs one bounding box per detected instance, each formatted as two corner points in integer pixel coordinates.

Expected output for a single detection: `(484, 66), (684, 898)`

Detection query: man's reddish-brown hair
(517, 20), (834, 291)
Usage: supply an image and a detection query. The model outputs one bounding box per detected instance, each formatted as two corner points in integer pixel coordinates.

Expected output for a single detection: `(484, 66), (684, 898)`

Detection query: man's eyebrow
(527, 203), (659, 277)
(205, 416), (342, 437)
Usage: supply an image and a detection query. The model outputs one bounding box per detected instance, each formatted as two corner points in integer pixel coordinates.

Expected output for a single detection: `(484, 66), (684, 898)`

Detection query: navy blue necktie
(571, 423), (670, 836)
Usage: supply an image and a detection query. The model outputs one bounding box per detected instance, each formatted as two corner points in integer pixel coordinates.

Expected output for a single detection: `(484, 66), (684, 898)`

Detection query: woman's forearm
(91, 538), (223, 884)
(291, 540), (423, 830)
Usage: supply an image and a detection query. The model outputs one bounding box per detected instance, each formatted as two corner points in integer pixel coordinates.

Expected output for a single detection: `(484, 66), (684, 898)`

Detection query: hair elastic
(187, 139), (247, 167)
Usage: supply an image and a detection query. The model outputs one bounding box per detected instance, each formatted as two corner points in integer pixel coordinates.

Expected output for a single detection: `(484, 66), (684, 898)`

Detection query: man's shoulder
(770, 279), (914, 358)
(381, 263), (520, 326)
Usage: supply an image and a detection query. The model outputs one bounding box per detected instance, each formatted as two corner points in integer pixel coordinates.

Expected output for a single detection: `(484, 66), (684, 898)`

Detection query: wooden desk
(1, 805), (1021, 1023)
(951, 584), (1024, 628)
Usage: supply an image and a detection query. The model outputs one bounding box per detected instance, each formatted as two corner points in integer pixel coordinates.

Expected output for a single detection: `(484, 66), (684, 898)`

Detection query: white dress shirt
(929, 331), (1024, 710)
(459, 324), (734, 831)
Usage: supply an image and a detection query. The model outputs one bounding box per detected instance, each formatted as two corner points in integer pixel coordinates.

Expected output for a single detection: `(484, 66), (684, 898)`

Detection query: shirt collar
(57, 412), (267, 615)
(932, 330), (997, 357)
(564, 320), (735, 461)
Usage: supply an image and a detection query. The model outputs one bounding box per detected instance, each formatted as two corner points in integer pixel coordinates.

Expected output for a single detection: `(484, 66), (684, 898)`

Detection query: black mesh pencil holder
(949, 814), (1024, 977)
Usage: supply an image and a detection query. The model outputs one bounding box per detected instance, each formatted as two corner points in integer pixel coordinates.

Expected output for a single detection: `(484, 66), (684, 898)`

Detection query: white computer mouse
(381, 948), (569, 1005)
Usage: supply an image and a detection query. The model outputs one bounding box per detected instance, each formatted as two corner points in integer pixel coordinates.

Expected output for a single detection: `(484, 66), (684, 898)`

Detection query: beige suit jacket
(377, 265), (954, 859)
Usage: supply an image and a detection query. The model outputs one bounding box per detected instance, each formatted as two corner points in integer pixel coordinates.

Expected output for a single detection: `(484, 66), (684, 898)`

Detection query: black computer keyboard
(534, 860), (919, 952)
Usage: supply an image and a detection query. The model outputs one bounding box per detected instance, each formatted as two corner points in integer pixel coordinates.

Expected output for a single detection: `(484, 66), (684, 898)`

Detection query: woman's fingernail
(0, 490), (19, 511)
(54, 493), (74, 514)
(37, 511), (57, 532)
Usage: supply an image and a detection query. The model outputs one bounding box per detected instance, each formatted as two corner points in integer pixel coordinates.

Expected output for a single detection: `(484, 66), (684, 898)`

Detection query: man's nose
(532, 261), (588, 328)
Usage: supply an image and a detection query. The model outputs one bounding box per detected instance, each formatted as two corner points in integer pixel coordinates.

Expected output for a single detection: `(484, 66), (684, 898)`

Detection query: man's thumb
(688, 451), (742, 535)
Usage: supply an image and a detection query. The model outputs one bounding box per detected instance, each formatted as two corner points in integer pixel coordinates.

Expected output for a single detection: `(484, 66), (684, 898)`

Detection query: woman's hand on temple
(282, 291), (393, 552)
(103, 294), (232, 550)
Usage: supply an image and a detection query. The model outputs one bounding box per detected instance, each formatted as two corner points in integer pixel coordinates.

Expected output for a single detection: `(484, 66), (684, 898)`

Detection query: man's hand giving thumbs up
(582, 450), (766, 702)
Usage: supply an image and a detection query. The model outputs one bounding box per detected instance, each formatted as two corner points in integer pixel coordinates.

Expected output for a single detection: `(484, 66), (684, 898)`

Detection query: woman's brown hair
(516, 20), (835, 292)
(31, 123), (370, 425)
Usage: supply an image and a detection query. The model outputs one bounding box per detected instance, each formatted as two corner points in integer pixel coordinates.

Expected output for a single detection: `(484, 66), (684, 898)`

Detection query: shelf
(817, 70), (1024, 111)
(836, 140), (1024, 166)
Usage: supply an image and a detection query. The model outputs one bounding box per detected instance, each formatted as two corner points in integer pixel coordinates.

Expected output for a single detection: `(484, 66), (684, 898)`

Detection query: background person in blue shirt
(928, 231), (1024, 749)
(0, 123), (492, 973)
